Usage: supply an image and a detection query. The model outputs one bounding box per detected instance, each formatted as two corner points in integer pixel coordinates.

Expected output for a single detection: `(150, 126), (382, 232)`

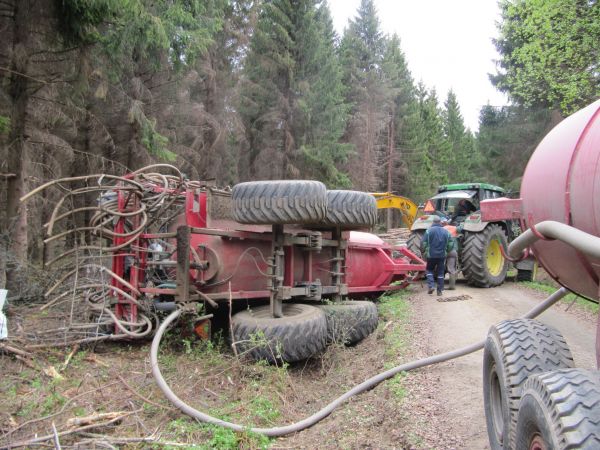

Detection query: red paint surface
(520, 100), (600, 302)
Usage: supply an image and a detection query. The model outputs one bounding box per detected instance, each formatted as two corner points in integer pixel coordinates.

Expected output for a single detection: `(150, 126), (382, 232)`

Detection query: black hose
(150, 287), (569, 437)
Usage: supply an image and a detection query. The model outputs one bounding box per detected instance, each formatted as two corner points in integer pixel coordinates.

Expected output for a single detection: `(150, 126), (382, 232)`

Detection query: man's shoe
(428, 288), (434, 295)
(437, 290), (443, 296)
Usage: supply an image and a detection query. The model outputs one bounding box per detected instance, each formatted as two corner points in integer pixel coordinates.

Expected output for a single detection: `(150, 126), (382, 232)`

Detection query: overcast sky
(328, 0), (508, 131)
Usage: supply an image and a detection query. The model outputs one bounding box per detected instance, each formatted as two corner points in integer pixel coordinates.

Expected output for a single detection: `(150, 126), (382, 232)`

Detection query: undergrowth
(377, 290), (412, 401)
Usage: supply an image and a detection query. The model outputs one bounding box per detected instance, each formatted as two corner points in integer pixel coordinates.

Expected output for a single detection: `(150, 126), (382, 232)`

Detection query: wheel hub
(529, 434), (547, 450)
(489, 364), (505, 445)
(486, 238), (504, 276)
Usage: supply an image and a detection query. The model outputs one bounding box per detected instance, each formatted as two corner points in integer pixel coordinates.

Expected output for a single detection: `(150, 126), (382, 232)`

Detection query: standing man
(441, 218), (459, 289)
(423, 215), (452, 296)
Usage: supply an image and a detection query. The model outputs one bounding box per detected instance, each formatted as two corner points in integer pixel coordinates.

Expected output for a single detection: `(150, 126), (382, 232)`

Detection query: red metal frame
(110, 186), (426, 322)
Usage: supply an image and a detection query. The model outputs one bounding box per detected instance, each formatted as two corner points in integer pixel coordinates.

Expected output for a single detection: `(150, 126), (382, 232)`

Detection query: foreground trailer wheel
(232, 180), (327, 225)
(462, 224), (508, 287)
(483, 319), (574, 450)
(322, 190), (377, 228)
(516, 369), (600, 450)
(315, 300), (378, 345)
(231, 304), (327, 363)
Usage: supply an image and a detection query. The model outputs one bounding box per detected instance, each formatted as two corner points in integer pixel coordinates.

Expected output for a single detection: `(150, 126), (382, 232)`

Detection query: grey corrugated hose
(150, 288), (569, 437)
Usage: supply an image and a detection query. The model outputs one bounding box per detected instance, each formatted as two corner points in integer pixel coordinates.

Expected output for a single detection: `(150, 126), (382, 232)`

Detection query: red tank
(520, 100), (600, 301)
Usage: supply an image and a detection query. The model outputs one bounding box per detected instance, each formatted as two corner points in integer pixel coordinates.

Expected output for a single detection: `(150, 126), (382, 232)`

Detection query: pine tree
(238, 0), (350, 183)
(300, 1), (351, 187)
(339, 0), (388, 191)
(400, 84), (461, 201)
(380, 33), (415, 195)
(442, 90), (477, 182)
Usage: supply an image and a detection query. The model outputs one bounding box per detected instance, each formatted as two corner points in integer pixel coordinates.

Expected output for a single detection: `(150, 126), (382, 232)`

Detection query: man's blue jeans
(426, 257), (445, 292)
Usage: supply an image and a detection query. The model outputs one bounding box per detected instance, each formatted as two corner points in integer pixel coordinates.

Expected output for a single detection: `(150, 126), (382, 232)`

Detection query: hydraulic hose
(509, 220), (600, 260)
(150, 287), (569, 437)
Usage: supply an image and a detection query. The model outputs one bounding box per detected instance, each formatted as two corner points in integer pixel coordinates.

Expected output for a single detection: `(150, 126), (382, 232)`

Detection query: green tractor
(407, 183), (531, 288)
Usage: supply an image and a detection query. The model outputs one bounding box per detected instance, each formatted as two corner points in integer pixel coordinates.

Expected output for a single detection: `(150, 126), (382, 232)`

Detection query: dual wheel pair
(484, 318), (600, 449)
(230, 180), (380, 363)
(232, 180), (377, 227)
(231, 301), (379, 363)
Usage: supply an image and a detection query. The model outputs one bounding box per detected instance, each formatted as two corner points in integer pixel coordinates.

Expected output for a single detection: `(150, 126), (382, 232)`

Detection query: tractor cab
(426, 189), (478, 224)
(422, 183), (506, 225)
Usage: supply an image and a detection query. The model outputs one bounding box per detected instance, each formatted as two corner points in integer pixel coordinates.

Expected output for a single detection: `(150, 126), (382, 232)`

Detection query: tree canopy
(492, 0), (600, 115)
(1, 0), (592, 289)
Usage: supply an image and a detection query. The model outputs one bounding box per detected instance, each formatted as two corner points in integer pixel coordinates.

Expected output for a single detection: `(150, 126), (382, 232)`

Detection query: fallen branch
(60, 345), (79, 372)
(0, 409), (140, 449)
(51, 422), (61, 450)
(75, 432), (194, 447)
(65, 411), (128, 428)
(0, 343), (33, 359)
(116, 375), (175, 412)
(2, 380), (121, 439)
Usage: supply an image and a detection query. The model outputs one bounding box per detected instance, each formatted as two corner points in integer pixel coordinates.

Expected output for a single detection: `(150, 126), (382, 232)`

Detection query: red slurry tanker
(479, 99), (600, 449)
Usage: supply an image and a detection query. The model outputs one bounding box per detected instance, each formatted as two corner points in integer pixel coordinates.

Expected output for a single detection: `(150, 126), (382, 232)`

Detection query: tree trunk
(4, 0), (32, 291)
(386, 110), (395, 230)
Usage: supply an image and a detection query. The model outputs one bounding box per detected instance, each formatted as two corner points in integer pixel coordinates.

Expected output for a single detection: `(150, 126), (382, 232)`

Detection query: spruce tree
(238, 0), (350, 183)
(442, 90), (477, 182)
(380, 33), (416, 196)
(339, 0), (388, 191)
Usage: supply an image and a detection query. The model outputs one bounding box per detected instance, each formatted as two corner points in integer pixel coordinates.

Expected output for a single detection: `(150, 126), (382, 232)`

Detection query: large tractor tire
(231, 303), (327, 363)
(515, 369), (600, 450)
(406, 230), (425, 259)
(315, 300), (378, 345)
(461, 224), (509, 287)
(322, 190), (377, 228)
(232, 180), (327, 225)
(483, 319), (574, 450)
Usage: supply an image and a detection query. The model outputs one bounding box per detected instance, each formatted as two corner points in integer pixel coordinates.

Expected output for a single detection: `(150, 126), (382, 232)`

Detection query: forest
(0, 0), (598, 293)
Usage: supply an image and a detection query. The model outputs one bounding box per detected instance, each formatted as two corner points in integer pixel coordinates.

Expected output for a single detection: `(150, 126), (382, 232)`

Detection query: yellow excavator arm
(369, 192), (418, 228)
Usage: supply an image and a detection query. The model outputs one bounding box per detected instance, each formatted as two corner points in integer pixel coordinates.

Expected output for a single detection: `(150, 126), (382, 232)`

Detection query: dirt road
(410, 281), (598, 449)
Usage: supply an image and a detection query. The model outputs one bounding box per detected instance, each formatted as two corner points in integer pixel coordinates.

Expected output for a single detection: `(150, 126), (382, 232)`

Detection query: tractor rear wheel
(231, 303), (327, 363)
(322, 190), (377, 228)
(407, 230), (425, 259)
(483, 319), (574, 450)
(461, 224), (508, 287)
(315, 300), (378, 345)
(515, 369), (600, 450)
(232, 180), (327, 225)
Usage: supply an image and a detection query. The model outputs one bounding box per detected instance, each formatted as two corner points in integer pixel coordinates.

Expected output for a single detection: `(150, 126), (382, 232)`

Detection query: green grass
(154, 324), (284, 449)
(165, 415), (270, 449)
(521, 281), (599, 314)
(377, 290), (413, 401)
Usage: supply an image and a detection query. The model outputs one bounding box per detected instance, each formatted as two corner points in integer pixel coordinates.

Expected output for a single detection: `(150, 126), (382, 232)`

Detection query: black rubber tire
(515, 369), (600, 450)
(516, 269), (534, 282)
(315, 300), (378, 345)
(407, 230), (425, 259)
(322, 190), (377, 228)
(231, 303), (327, 363)
(232, 180), (327, 225)
(483, 319), (574, 450)
(461, 224), (509, 287)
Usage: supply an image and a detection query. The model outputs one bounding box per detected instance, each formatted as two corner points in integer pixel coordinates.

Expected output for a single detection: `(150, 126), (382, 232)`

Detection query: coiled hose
(150, 287), (569, 437)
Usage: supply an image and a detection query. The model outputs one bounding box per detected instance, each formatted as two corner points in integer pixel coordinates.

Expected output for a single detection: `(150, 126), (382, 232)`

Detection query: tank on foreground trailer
(479, 99), (600, 449)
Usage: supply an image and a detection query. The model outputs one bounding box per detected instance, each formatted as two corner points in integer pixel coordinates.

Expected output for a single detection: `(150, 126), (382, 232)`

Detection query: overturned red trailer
(27, 176), (424, 361)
